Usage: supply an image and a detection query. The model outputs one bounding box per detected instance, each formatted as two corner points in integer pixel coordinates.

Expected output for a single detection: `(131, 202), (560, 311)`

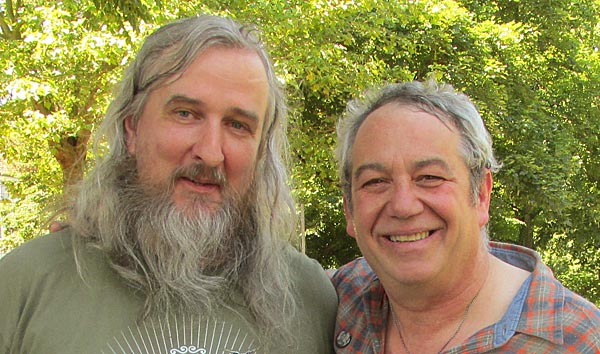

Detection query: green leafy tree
(0, 0), (151, 250)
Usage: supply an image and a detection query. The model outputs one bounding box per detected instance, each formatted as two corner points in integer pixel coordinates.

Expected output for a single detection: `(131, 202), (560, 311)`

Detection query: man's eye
(418, 175), (445, 185)
(230, 120), (250, 131)
(176, 110), (192, 119)
(362, 178), (386, 188)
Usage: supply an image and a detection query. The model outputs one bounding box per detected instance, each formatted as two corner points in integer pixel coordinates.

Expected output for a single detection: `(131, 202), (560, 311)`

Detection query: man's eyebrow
(166, 94), (202, 106)
(353, 162), (388, 181)
(414, 157), (451, 171)
(229, 107), (260, 123)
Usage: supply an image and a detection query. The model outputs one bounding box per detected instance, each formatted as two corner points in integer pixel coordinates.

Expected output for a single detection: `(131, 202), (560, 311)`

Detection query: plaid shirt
(328, 242), (600, 353)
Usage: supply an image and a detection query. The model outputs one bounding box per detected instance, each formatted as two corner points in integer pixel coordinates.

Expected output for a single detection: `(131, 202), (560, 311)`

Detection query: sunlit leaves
(0, 1), (145, 247)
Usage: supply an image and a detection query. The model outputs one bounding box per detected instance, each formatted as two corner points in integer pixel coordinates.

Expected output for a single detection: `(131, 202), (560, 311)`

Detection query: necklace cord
(389, 270), (489, 354)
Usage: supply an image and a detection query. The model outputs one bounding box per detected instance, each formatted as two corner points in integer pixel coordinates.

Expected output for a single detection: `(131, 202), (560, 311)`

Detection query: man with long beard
(0, 15), (337, 354)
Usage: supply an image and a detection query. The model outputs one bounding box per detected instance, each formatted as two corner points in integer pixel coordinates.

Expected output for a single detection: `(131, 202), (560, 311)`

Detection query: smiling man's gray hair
(336, 79), (500, 206)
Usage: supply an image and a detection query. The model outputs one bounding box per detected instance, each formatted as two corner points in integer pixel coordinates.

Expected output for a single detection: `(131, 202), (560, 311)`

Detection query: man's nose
(191, 123), (225, 167)
(387, 183), (424, 219)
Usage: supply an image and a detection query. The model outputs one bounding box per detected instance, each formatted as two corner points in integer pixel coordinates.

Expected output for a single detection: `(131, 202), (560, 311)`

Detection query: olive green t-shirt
(0, 229), (337, 353)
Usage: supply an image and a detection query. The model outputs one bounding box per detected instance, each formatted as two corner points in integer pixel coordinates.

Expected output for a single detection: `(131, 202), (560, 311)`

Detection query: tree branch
(0, 15), (13, 40)
(0, 0), (22, 40)
(5, 0), (15, 21)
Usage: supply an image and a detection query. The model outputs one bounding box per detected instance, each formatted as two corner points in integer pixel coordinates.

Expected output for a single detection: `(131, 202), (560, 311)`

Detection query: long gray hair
(65, 14), (298, 348)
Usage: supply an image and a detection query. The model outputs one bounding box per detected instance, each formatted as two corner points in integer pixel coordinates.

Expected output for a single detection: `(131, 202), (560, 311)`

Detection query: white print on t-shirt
(99, 314), (259, 354)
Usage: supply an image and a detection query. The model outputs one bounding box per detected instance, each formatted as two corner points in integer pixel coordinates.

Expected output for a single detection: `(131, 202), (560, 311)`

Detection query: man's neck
(383, 254), (530, 354)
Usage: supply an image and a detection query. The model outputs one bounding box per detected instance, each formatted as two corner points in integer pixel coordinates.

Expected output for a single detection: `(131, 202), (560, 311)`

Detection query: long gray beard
(106, 157), (258, 316)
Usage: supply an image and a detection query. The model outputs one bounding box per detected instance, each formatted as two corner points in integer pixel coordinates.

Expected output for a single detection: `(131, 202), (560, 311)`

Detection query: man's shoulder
(328, 257), (377, 292)
(511, 245), (600, 345)
(0, 229), (76, 275)
(560, 283), (600, 325)
(532, 281), (600, 349)
(281, 243), (323, 271)
(328, 257), (382, 345)
(280, 243), (335, 291)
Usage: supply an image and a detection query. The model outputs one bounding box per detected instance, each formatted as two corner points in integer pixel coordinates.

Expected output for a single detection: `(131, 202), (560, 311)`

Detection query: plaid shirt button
(336, 330), (351, 348)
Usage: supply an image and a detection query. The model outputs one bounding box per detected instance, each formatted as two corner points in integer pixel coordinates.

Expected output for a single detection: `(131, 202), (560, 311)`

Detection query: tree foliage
(1, 0), (599, 304)
(1, 0), (142, 248)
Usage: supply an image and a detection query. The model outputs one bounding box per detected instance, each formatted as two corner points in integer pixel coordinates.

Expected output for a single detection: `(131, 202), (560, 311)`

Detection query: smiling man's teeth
(389, 231), (430, 242)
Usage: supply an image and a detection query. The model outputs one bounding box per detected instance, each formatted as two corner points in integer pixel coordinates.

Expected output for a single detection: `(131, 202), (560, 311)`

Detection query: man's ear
(124, 116), (137, 155)
(343, 195), (357, 238)
(477, 169), (493, 228)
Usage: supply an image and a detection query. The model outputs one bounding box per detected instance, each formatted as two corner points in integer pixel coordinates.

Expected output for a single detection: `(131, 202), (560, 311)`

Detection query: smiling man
(0, 15), (336, 354)
(330, 80), (600, 353)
